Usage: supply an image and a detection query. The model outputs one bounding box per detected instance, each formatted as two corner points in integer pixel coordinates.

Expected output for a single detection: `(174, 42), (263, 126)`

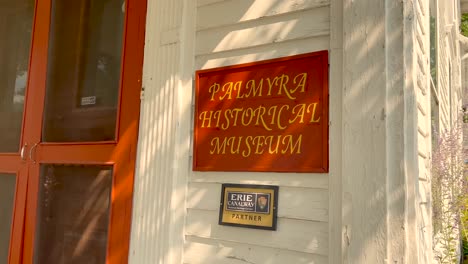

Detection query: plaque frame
(219, 183), (279, 230)
(193, 51), (329, 173)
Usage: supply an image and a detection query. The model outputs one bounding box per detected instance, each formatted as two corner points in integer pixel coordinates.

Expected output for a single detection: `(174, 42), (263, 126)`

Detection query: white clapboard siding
(417, 110), (427, 141)
(196, 35), (329, 69)
(185, 209), (329, 256)
(184, 238), (328, 264)
(417, 177), (430, 205)
(197, 0), (224, 8)
(188, 0), (332, 262)
(195, 7), (330, 55)
(187, 182), (328, 221)
(437, 46), (451, 131)
(197, 0), (330, 30)
(190, 172), (328, 189)
(417, 155), (428, 179)
(413, 0), (432, 262)
(417, 118), (428, 139)
(416, 79), (428, 103)
(418, 205), (430, 231)
(417, 133), (428, 156)
(417, 125), (428, 143)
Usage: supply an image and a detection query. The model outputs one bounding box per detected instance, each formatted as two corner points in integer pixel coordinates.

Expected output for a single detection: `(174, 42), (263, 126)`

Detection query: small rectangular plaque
(219, 184), (278, 230)
(81, 96), (96, 106)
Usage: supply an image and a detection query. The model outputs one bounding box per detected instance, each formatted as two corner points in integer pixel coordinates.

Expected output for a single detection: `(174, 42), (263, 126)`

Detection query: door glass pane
(42, 0), (125, 142)
(0, 174), (16, 263)
(34, 165), (112, 264)
(0, 1), (34, 152)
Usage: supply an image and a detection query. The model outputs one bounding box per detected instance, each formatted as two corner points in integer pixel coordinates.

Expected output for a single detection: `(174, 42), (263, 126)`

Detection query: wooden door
(0, 0), (146, 263)
(0, 1), (35, 263)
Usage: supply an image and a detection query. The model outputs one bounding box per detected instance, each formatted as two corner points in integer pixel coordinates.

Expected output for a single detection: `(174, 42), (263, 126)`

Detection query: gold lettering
(254, 106), (272, 131)
(291, 72), (307, 93)
(231, 108), (243, 127)
(289, 104), (307, 124)
(245, 79), (263, 97)
(209, 83), (220, 101)
(266, 77), (275, 96)
(265, 135), (281, 154)
(210, 137), (228, 154)
(230, 136), (242, 154)
(213, 110), (222, 127)
(275, 74), (296, 100)
(268, 105), (278, 125)
(199, 111), (213, 128)
(242, 136), (253, 157)
(308, 103), (321, 123)
(241, 108), (255, 127)
(208, 134), (305, 156)
(234, 81), (244, 99)
(281, 134), (302, 154)
(219, 82), (234, 100)
(221, 109), (231, 130)
(253, 136), (265, 154)
(277, 104), (290, 130)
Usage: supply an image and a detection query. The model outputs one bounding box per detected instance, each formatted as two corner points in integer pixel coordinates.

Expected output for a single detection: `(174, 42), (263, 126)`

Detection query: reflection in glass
(0, 174), (16, 263)
(0, 0), (34, 152)
(34, 165), (112, 264)
(42, 0), (125, 142)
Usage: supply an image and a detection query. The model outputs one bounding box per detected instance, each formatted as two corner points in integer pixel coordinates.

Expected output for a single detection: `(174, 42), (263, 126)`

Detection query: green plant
(461, 13), (468, 37)
(432, 122), (467, 263)
(462, 206), (468, 263)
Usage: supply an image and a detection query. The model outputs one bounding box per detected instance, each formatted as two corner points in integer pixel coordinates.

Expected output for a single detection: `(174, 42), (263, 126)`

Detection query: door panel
(0, 0), (146, 262)
(42, 0), (125, 143)
(0, 1), (35, 263)
(20, 0), (147, 263)
(33, 165), (112, 264)
(8, 168), (28, 264)
(0, 167), (29, 264)
(0, 174), (16, 263)
(0, 0), (34, 152)
(38, 144), (115, 164)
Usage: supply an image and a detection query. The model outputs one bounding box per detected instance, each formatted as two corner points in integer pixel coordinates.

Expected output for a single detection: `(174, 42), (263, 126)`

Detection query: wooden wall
(431, 0), (464, 261)
(413, 0), (433, 262)
(184, 0), (332, 263)
(130, 0), (449, 262)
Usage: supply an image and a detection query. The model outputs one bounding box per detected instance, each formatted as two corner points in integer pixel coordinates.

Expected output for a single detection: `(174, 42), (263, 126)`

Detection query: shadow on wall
(132, 0), (412, 263)
(341, 0), (420, 263)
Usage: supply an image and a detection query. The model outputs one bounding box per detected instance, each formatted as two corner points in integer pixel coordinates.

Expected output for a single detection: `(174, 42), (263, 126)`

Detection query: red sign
(193, 51), (329, 172)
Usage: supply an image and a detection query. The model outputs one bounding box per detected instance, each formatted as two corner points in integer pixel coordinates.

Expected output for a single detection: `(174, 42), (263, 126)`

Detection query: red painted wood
(8, 167), (28, 264)
(17, 0), (147, 263)
(193, 51), (329, 173)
